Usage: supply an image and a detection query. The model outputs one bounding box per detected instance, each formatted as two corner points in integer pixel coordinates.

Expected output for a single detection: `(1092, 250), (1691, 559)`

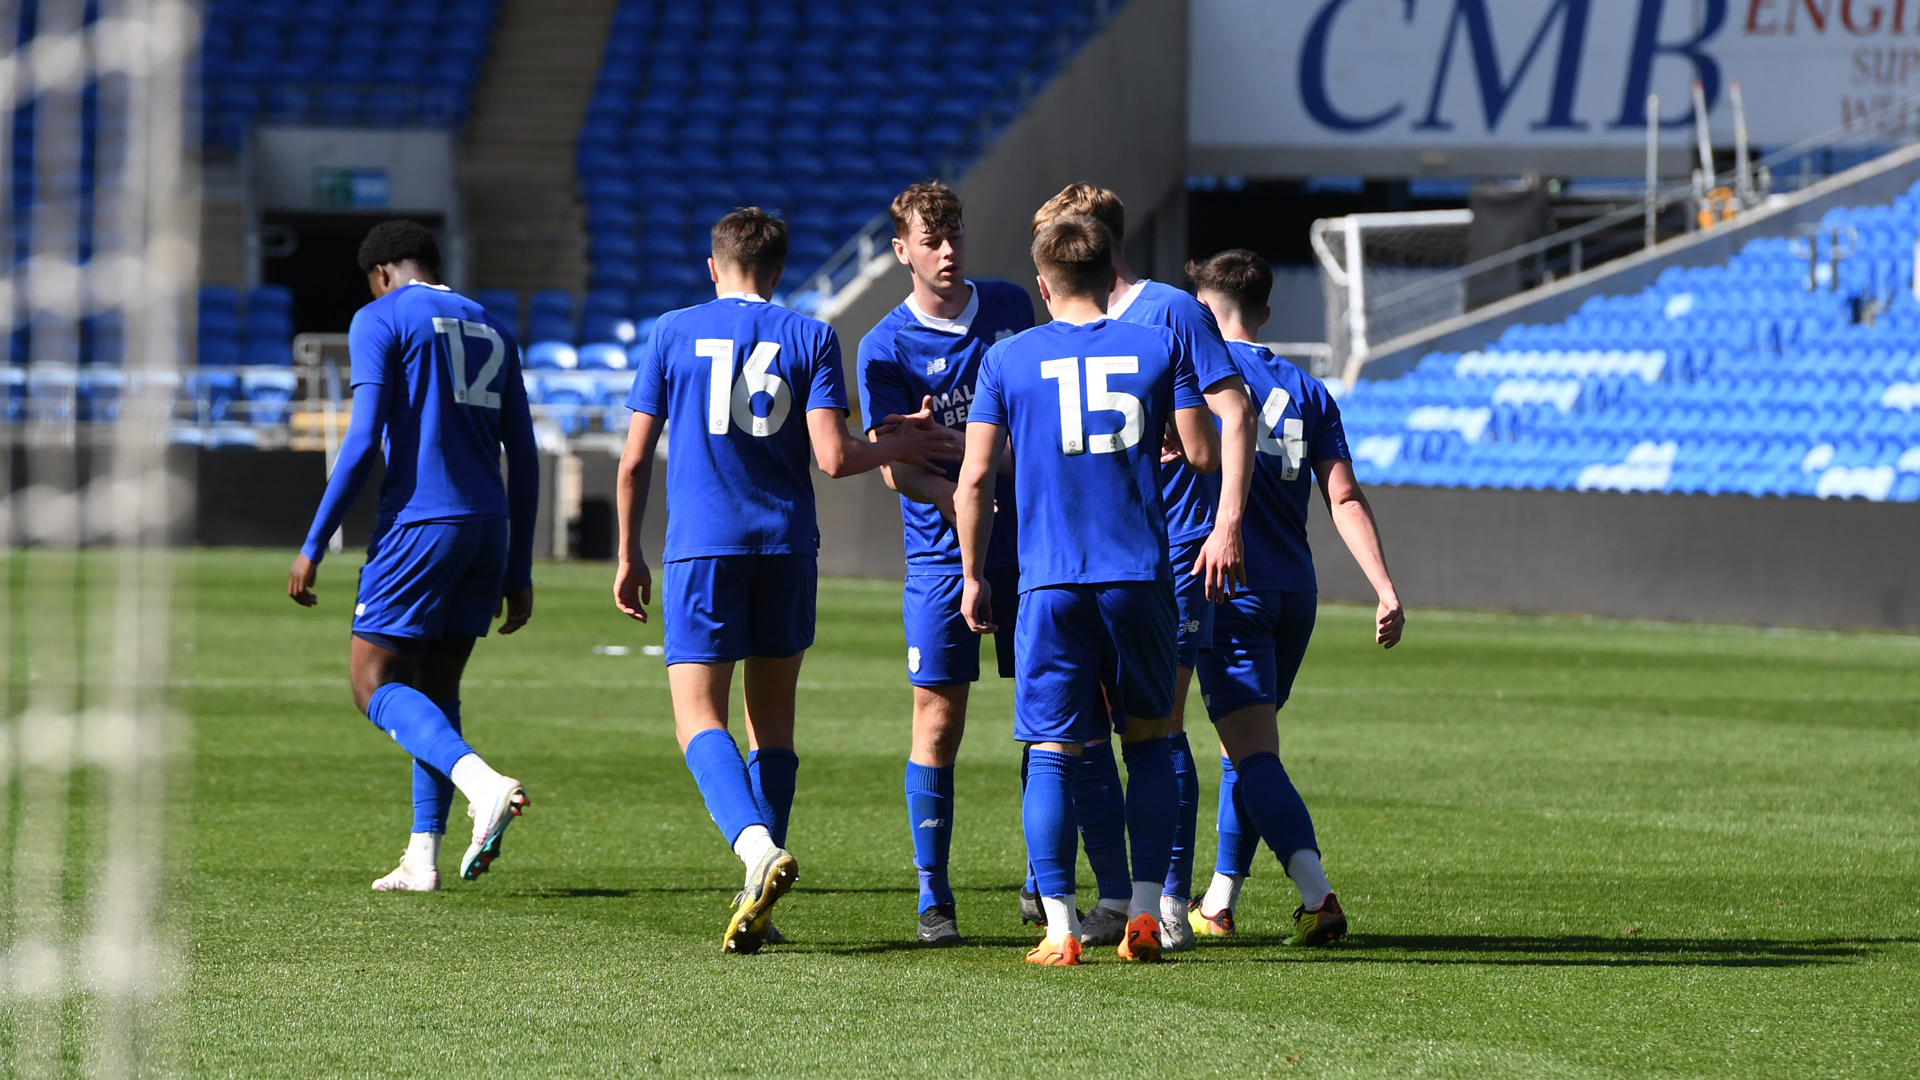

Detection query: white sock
(1097, 896), (1129, 916)
(732, 824), (775, 876)
(403, 832), (440, 873)
(448, 754), (507, 806)
(1041, 895), (1081, 939)
(1129, 881), (1161, 919)
(1287, 849), (1332, 911)
(1202, 872), (1244, 915)
(1160, 894), (1187, 923)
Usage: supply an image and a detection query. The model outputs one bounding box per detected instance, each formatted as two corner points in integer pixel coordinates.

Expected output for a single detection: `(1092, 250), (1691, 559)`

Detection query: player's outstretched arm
(1188, 377), (1255, 601)
(288, 380), (391, 606)
(807, 398), (964, 479)
(497, 369), (539, 634)
(1315, 458), (1404, 648)
(614, 410), (664, 622)
(953, 420), (1003, 634)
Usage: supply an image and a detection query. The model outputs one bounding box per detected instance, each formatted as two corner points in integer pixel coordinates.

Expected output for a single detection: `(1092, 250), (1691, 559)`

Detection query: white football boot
(459, 778), (529, 881)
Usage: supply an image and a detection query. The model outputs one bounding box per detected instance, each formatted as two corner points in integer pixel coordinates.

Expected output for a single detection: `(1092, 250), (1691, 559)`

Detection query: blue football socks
(1120, 736), (1177, 898)
(366, 683), (473, 778)
(1023, 749), (1079, 899)
(747, 747), (799, 847)
(1216, 755), (1260, 876)
(1233, 751), (1319, 869)
(683, 728), (768, 845)
(1165, 731), (1198, 900)
(1074, 740), (1132, 901)
(410, 698), (461, 835)
(1019, 746), (1039, 894)
(905, 762), (955, 911)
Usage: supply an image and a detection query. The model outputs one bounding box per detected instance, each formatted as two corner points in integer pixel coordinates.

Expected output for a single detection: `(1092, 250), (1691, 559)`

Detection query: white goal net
(2, 2), (197, 1075)
(1312, 209), (1473, 385)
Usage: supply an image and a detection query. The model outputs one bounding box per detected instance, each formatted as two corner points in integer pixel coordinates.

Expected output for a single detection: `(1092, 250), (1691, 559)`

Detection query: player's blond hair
(1031, 183), (1125, 242)
(1031, 215), (1114, 299)
(889, 182), (964, 238)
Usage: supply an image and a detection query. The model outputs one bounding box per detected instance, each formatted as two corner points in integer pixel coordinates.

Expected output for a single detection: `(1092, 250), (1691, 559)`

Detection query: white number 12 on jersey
(432, 317), (507, 409)
(1040, 355), (1143, 456)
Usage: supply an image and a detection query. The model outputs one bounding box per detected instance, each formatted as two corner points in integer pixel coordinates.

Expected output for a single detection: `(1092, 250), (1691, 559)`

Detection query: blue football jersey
(858, 280), (1034, 576)
(972, 318), (1205, 591)
(627, 296), (849, 560)
(1229, 340), (1351, 592)
(1110, 280), (1238, 545)
(348, 281), (526, 528)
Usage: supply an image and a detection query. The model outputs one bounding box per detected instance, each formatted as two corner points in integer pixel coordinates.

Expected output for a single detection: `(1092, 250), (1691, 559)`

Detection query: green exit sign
(314, 167), (390, 209)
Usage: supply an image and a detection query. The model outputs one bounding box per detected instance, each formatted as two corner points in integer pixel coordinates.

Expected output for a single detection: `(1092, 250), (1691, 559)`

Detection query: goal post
(1311, 209), (1474, 386)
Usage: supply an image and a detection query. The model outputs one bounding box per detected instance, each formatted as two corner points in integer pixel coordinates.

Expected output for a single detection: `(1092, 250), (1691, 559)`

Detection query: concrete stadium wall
(1362, 141), (1920, 381)
(1305, 485), (1920, 633)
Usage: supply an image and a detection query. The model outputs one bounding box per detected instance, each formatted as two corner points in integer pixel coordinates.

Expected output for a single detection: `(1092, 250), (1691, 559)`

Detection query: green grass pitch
(183, 550), (1919, 1077)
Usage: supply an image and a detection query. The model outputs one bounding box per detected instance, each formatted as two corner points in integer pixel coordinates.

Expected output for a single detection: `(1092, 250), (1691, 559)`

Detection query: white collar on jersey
(1105, 278), (1149, 320)
(719, 291), (768, 302)
(403, 279), (451, 291)
(905, 280), (978, 335)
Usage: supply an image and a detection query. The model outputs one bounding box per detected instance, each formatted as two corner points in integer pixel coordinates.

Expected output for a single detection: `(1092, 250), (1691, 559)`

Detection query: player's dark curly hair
(356, 220), (441, 275)
(1186, 249), (1273, 313)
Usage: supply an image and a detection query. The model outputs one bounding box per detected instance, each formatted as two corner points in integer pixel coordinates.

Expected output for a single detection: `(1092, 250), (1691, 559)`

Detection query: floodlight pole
(1645, 92), (1659, 250)
(1731, 80), (1755, 207)
(1691, 79), (1715, 226)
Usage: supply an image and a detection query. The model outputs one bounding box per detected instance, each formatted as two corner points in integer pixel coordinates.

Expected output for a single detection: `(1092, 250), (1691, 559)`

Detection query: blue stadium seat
(525, 341), (578, 369)
(578, 342), (630, 369)
(242, 368), (298, 425)
(474, 288), (522, 335)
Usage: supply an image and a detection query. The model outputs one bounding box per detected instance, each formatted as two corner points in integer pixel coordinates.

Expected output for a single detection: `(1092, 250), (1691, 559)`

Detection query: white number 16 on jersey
(432, 317), (507, 409)
(698, 338), (792, 437)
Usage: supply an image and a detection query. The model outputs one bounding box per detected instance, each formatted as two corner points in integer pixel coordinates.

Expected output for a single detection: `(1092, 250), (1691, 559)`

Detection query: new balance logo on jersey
(1181, 619), (1202, 635)
(918, 818), (947, 829)
(925, 357), (947, 375)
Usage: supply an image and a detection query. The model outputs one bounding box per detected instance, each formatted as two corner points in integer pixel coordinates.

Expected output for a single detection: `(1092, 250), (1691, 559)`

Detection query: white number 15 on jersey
(1040, 355), (1143, 456)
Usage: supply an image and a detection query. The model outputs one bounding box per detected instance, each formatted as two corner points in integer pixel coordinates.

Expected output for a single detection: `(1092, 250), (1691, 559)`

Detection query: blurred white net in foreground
(2, 1), (197, 1075)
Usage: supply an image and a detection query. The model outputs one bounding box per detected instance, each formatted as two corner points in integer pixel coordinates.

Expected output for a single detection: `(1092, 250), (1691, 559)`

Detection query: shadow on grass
(776, 933), (1918, 964)
(1196, 932), (1913, 968)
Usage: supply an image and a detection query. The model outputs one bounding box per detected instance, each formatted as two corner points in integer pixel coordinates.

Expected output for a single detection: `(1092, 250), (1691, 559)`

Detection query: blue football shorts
(900, 565), (1019, 686)
(1197, 590), (1318, 721)
(352, 518), (509, 647)
(662, 553), (817, 665)
(1169, 535), (1216, 669)
(1013, 579), (1177, 745)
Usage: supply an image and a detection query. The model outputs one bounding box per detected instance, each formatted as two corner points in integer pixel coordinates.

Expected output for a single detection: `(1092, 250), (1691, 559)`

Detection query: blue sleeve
(348, 305), (397, 388)
(969, 344), (1008, 426)
(807, 325), (850, 412)
(498, 332), (540, 590)
(299, 380), (389, 562)
(626, 315), (669, 415)
(1312, 386), (1352, 464)
(1168, 331), (1205, 411)
(1181, 301), (1238, 392)
(857, 334), (913, 433)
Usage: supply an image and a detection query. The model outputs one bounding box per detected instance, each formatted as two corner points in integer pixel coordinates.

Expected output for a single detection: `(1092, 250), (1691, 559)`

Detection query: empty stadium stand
(200, 0), (500, 149)
(1342, 187), (1920, 504)
(569, 0), (1130, 334)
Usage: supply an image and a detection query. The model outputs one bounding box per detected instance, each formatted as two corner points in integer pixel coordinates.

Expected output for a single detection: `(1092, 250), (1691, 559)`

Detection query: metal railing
(1327, 92), (1920, 381)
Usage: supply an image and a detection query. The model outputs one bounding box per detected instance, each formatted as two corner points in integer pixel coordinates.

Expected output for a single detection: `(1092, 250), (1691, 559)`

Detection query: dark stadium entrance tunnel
(262, 211), (446, 335)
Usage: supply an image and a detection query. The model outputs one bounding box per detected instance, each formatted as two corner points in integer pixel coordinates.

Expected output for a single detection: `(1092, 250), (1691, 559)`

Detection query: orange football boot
(1117, 912), (1163, 962)
(1026, 934), (1083, 966)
